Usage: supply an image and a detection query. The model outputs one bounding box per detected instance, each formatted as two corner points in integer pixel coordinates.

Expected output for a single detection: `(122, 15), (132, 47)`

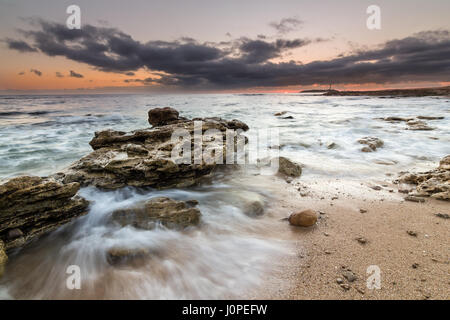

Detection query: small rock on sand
(342, 270), (357, 282)
(407, 230), (418, 237)
(435, 213), (449, 219)
(288, 209), (318, 227)
(340, 283), (351, 291)
(356, 237), (368, 244)
(405, 196), (426, 203)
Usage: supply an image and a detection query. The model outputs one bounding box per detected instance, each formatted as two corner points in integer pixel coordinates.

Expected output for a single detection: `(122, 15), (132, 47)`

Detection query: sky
(0, 0), (449, 93)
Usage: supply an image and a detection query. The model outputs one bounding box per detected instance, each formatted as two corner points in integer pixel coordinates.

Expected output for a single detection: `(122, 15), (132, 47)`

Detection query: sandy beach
(249, 176), (450, 300)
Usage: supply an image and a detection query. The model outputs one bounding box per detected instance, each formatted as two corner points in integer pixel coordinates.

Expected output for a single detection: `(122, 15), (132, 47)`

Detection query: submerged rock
(358, 137), (384, 152)
(0, 176), (89, 251)
(397, 155), (450, 201)
(106, 247), (151, 267)
(111, 197), (201, 230)
(277, 157), (302, 178)
(288, 209), (318, 227)
(406, 120), (434, 131)
(382, 116), (413, 122)
(61, 110), (249, 189)
(416, 116), (444, 120)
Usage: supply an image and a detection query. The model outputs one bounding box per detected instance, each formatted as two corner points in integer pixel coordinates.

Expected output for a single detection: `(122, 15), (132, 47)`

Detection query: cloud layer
(4, 20), (450, 89)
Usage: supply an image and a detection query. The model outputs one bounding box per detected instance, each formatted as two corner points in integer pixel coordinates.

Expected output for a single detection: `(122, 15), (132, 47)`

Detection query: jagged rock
(288, 209), (318, 227)
(439, 155), (450, 170)
(358, 137), (384, 152)
(0, 176), (89, 251)
(0, 240), (7, 278)
(277, 157), (302, 178)
(148, 107), (180, 126)
(327, 142), (338, 149)
(397, 155), (450, 201)
(62, 112), (249, 189)
(112, 197), (201, 230)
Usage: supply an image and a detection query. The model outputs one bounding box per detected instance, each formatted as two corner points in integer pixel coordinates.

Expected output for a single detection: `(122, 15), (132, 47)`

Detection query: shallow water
(0, 93), (449, 299)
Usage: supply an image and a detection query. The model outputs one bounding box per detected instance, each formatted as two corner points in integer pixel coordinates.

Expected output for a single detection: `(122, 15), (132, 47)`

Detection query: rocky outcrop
(277, 157), (302, 178)
(397, 155), (450, 201)
(0, 240), (7, 278)
(0, 108), (249, 277)
(358, 137), (384, 152)
(380, 115), (442, 131)
(0, 176), (89, 251)
(61, 113), (249, 189)
(288, 209), (318, 227)
(112, 197), (201, 230)
(148, 107), (183, 127)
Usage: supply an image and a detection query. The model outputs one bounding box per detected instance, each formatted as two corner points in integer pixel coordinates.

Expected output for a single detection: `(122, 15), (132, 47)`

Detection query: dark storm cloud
(269, 17), (303, 34)
(3, 38), (37, 52)
(6, 20), (450, 89)
(238, 38), (310, 63)
(30, 69), (42, 76)
(70, 70), (84, 78)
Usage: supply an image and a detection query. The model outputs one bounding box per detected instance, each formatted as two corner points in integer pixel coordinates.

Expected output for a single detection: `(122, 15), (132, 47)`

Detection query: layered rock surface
(60, 109), (249, 189)
(0, 176), (89, 251)
(398, 155), (450, 201)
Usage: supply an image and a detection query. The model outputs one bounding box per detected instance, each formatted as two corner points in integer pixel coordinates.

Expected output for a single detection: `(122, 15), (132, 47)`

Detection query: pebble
(412, 263), (419, 269)
(356, 237), (368, 244)
(342, 270), (357, 282)
(336, 278), (344, 284)
(407, 230), (418, 237)
(435, 213), (449, 219)
(405, 196), (426, 203)
(359, 209), (368, 213)
(340, 283), (351, 291)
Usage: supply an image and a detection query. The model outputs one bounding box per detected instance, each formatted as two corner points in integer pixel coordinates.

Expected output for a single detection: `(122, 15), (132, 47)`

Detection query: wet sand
(251, 177), (450, 300)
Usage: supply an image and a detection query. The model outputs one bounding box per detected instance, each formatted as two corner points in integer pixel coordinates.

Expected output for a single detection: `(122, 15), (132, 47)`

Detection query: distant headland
(301, 86), (450, 97)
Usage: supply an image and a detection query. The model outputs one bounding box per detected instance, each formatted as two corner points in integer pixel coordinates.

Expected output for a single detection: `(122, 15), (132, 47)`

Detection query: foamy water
(0, 93), (449, 299)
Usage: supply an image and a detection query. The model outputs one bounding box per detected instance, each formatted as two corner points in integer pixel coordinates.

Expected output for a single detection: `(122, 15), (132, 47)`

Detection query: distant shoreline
(301, 86), (450, 97)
